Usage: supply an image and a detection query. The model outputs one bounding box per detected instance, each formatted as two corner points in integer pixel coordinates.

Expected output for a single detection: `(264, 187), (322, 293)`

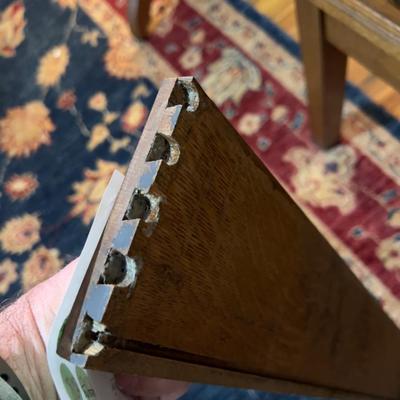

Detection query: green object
(76, 367), (97, 399)
(60, 363), (82, 400)
(0, 376), (23, 400)
(57, 318), (67, 348)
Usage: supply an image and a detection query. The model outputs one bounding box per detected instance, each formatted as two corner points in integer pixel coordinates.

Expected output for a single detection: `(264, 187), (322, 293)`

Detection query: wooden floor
(251, 0), (400, 118)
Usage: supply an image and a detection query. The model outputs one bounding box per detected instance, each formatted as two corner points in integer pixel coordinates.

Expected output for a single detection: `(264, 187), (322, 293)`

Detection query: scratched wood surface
(61, 77), (400, 400)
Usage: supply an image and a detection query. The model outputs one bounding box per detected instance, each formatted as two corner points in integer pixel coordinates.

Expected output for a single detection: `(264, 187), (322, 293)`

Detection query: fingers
(115, 373), (190, 400)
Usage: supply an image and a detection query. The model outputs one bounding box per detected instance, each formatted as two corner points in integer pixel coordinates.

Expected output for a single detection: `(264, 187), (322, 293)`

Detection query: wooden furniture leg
(59, 77), (400, 400)
(296, 0), (347, 148)
(128, 0), (151, 39)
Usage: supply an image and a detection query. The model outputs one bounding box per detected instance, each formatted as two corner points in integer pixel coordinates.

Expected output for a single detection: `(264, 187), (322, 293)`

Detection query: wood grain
(61, 78), (400, 400)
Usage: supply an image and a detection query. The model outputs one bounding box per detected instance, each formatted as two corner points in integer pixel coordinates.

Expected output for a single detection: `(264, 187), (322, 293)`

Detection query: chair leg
(128, 0), (151, 39)
(296, 0), (347, 148)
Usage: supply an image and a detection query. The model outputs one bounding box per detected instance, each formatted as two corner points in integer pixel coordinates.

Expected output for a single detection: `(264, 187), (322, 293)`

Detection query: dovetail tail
(124, 189), (151, 220)
(167, 79), (199, 113)
(124, 189), (161, 223)
(178, 79), (199, 112)
(72, 314), (107, 356)
(99, 248), (139, 287)
(147, 132), (180, 166)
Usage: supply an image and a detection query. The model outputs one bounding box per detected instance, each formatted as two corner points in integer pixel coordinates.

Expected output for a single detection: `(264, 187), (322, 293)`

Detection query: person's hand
(0, 259), (189, 399)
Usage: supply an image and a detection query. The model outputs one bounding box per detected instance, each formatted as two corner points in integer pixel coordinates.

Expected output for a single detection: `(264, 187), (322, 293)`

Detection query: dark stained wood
(128, 0), (151, 39)
(60, 77), (400, 400)
(296, 0), (347, 148)
(87, 350), (383, 400)
(391, 0), (400, 10)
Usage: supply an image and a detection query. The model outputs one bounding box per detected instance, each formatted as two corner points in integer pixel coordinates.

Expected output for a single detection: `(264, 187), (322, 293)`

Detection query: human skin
(0, 259), (189, 399)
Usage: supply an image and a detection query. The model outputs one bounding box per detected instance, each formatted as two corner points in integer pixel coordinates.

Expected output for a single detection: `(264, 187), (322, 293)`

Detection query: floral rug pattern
(0, 0), (162, 300)
(1, 0), (400, 355)
(2, 0), (400, 398)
